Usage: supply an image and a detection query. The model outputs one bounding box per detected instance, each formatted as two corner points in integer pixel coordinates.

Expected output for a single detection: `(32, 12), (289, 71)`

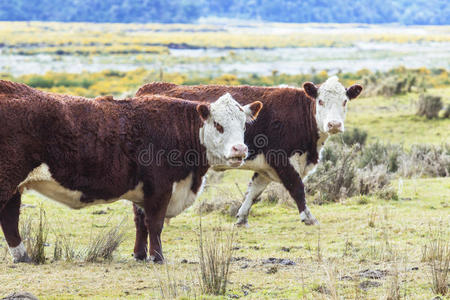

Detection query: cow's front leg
(144, 195), (170, 264)
(0, 193), (31, 263)
(299, 205), (318, 225)
(276, 165), (319, 226)
(133, 204), (148, 261)
(236, 173), (270, 227)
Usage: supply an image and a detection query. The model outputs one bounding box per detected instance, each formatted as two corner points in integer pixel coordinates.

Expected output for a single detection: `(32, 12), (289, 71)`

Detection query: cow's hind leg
(236, 173), (270, 227)
(0, 192), (30, 263)
(133, 204), (148, 261)
(144, 194), (170, 264)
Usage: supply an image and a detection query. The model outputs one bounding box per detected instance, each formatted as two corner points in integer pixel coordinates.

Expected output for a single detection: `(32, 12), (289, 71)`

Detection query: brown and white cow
(0, 80), (262, 263)
(131, 77), (362, 258)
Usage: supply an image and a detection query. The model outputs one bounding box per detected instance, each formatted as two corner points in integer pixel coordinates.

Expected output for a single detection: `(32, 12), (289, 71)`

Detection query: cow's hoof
(13, 253), (32, 264)
(133, 252), (147, 261)
(235, 218), (249, 228)
(300, 209), (319, 226)
(302, 217), (319, 226)
(149, 256), (165, 264)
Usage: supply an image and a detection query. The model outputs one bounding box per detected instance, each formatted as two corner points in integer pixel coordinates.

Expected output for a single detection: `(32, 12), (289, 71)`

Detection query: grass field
(0, 177), (448, 299)
(346, 87), (450, 145)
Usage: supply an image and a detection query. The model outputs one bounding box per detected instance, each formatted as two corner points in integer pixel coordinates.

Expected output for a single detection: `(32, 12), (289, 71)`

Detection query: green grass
(0, 177), (448, 299)
(346, 88), (450, 145)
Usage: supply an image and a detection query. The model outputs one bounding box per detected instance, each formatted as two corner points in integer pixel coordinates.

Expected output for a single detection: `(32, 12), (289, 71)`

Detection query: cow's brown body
(0, 80), (213, 262)
(132, 82), (324, 258)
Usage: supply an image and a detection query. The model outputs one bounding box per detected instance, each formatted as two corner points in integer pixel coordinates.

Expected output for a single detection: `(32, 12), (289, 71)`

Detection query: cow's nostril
(328, 121), (342, 129)
(232, 144), (248, 155)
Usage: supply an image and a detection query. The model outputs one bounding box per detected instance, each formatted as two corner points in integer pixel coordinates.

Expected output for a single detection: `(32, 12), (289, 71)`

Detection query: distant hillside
(0, 0), (449, 25)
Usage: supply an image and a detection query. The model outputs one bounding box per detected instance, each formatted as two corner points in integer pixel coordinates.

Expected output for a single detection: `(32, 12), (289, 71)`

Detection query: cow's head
(303, 76), (362, 134)
(197, 93), (263, 167)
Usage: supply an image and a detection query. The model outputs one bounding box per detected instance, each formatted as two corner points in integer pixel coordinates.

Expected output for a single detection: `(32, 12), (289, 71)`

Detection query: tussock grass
(156, 263), (198, 300)
(422, 226), (449, 296)
(196, 182), (243, 217)
(197, 220), (235, 296)
(323, 261), (340, 300)
(385, 258), (402, 300)
(417, 94), (443, 119)
(52, 225), (79, 262)
(21, 206), (49, 264)
(84, 218), (127, 263)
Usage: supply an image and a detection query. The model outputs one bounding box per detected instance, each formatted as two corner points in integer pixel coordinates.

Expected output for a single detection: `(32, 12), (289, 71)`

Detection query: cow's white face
(197, 93), (263, 167)
(304, 76), (362, 135)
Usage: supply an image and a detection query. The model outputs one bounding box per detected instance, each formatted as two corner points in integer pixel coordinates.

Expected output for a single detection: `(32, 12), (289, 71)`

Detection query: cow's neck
(316, 131), (329, 156)
(184, 106), (210, 172)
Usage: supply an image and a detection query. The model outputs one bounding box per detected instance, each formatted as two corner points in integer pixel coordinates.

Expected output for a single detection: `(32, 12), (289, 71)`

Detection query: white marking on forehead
(209, 93), (245, 122)
(318, 76), (346, 95)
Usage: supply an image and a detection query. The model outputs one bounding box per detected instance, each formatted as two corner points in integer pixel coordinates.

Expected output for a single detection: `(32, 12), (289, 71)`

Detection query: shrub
(444, 105), (450, 119)
(342, 128), (368, 147)
(363, 74), (418, 97)
(398, 144), (450, 178)
(307, 142), (397, 203)
(359, 141), (402, 173)
(416, 94), (443, 119)
(306, 144), (359, 203)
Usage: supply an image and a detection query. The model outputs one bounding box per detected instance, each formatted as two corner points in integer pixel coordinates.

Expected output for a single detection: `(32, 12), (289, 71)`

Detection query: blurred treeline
(0, 0), (448, 25)
(1, 66), (448, 98)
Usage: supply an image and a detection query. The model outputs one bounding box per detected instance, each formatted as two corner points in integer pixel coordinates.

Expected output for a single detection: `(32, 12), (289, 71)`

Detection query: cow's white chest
(212, 153), (280, 182)
(166, 173), (204, 218)
(19, 164), (144, 209)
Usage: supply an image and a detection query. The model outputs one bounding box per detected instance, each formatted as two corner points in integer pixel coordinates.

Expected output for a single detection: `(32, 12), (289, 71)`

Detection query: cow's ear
(197, 104), (210, 122)
(303, 82), (318, 99)
(346, 84), (363, 100)
(243, 101), (263, 122)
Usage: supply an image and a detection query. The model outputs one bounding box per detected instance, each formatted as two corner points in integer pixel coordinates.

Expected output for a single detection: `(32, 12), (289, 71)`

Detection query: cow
(131, 77), (362, 259)
(0, 80), (263, 263)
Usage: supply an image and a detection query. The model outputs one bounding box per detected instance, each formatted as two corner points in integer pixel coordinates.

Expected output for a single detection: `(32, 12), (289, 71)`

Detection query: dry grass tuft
(84, 218), (127, 263)
(322, 261), (340, 300)
(422, 227), (449, 296)
(264, 183), (293, 207)
(197, 220), (235, 296)
(385, 259), (402, 300)
(156, 263), (198, 299)
(21, 206), (49, 264)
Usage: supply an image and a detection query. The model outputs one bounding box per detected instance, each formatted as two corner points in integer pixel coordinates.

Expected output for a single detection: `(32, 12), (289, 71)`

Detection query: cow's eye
(318, 100), (324, 106)
(343, 100), (348, 107)
(214, 122), (224, 134)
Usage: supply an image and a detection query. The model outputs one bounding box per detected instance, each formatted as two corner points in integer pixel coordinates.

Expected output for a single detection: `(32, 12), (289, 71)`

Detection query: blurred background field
(0, 17), (449, 300)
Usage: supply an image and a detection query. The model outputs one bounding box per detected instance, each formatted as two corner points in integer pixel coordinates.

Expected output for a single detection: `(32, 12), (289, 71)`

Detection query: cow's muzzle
(226, 144), (248, 167)
(327, 121), (343, 134)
